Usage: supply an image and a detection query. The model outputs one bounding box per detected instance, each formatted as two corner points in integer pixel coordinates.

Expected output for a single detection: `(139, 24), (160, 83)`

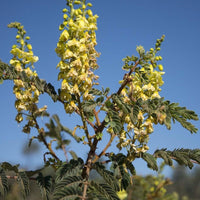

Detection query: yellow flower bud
(87, 10), (93, 16)
(87, 3), (93, 7)
(20, 39), (25, 46)
(74, 1), (81, 4)
(158, 64), (163, 71)
(63, 14), (68, 20)
(59, 24), (64, 31)
(15, 113), (23, 123)
(62, 8), (67, 13)
(27, 44), (32, 50)
(15, 63), (23, 72)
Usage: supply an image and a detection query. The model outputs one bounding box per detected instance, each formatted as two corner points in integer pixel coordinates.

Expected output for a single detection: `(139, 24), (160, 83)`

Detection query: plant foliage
(0, 0), (199, 199)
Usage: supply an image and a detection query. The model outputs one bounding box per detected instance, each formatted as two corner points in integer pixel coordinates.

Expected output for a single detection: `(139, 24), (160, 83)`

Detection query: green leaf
(1, 162), (19, 173)
(18, 171), (30, 198)
(82, 100), (97, 113)
(111, 94), (130, 114)
(142, 153), (158, 171)
(141, 98), (198, 133)
(154, 149), (173, 166)
(96, 96), (104, 104)
(103, 87), (110, 96)
(0, 167), (8, 197)
(109, 153), (132, 190)
(69, 151), (78, 160)
(56, 159), (83, 180)
(53, 186), (82, 200)
(154, 148), (200, 169)
(53, 160), (84, 200)
(110, 121), (116, 128)
(44, 82), (58, 102)
(89, 88), (103, 96)
(90, 181), (120, 200)
(54, 175), (83, 191)
(37, 172), (52, 200)
(136, 45), (145, 56)
(130, 99), (142, 124)
(106, 108), (123, 134)
(0, 78), (3, 84)
(93, 162), (120, 192)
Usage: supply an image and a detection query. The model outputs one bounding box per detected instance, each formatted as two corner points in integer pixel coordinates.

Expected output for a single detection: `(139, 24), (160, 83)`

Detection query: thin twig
(117, 60), (139, 95)
(76, 95), (92, 146)
(61, 144), (68, 161)
(93, 133), (116, 163)
(57, 96), (98, 132)
(33, 118), (60, 161)
(93, 109), (101, 126)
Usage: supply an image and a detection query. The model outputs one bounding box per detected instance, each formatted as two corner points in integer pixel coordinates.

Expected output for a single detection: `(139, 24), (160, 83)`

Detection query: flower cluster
(117, 37), (166, 156)
(55, 0), (99, 113)
(8, 22), (46, 130)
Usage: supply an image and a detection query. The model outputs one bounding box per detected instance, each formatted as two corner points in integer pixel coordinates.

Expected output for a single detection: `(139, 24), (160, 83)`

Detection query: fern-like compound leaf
(0, 167), (8, 197)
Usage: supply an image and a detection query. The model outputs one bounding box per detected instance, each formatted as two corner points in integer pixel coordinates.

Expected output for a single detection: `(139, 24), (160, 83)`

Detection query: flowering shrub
(0, 0), (199, 199)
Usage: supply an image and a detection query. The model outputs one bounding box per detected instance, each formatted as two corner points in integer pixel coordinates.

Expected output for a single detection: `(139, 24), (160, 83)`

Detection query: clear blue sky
(0, 0), (200, 176)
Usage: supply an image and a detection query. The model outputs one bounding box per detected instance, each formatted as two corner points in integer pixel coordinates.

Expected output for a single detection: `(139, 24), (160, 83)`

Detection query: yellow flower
(14, 80), (24, 87)
(15, 92), (22, 99)
(68, 68), (78, 76)
(117, 190), (127, 200)
(24, 67), (33, 77)
(152, 91), (160, 99)
(67, 38), (79, 47)
(142, 83), (155, 92)
(59, 30), (69, 42)
(79, 44), (86, 52)
(15, 63), (23, 72)
(72, 84), (80, 95)
(61, 79), (71, 90)
(63, 49), (74, 59)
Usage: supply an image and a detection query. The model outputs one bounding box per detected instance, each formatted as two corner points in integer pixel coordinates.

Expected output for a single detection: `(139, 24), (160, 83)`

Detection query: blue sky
(0, 0), (200, 176)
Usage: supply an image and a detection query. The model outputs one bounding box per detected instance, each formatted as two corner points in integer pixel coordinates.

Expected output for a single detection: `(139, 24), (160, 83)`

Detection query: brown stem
(117, 60), (139, 95)
(93, 109), (101, 126)
(97, 95), (111, 114)
(76, 95), (92, 146)
(61, 144), (68, 161)
(93, 133), (116, 163)
(82, 181), (89, 200)
(57, 96), (98, 132)
(81, 138), (98, 199)
(34, 119), (60, 161)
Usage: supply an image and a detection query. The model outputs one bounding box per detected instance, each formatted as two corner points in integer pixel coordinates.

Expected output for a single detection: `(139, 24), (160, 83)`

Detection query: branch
(93, 133), (116, 163)
(76, 95), (92, 146)
(93, 109), (101, 126)
(33, 118), (60, 161)
(117, 60), (139, 95)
